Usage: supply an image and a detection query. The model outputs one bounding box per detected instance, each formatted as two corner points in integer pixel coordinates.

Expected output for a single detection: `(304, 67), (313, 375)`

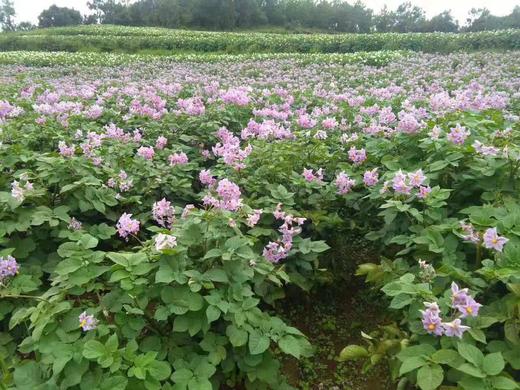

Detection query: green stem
(476, 244), (482, 268)
(1, 294), (48, 302)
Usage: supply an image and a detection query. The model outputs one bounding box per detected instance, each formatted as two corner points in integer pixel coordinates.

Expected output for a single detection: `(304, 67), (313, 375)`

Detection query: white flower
(154, 233), (177, 251)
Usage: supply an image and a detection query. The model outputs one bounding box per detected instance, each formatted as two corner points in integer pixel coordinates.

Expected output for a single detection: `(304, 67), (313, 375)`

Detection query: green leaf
(431, 349), (462, 367)
(458, 376), (487, 390)
(483, 352), (505, 376)
(491, 376), (519, 390)
(148, 361), (172, 381)
(248, 331), (270, 355)
(416, 364), (444, 390)
(397, 344), (436, 360)
(100, 376), (128, 390)
(278, 335), (301, 359)
(338, 345), (369, 361)
(83, 340), (106, 359)
(105, 334), (119, 353)
(456, 363), (486, 378)
(172, 368), (193, 384)
(390, 294), (414, 309)
(226, 325), (248, 347)
(458, 343), (484, 367)
(399, 356), (427, 375)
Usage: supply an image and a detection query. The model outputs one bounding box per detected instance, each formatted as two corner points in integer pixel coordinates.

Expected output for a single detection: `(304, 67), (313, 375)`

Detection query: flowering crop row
(2, 25), (520, 54)
(0, 51), (518, 389)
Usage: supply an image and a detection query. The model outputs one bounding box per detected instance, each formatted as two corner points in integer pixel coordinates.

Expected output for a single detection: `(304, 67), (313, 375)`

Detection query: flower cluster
(154, 233), (177, 251)
(460, 223), (509, 252)
(78, 312), (98, 331)
(116, 213), (140, 239)
(212, 127), (252, 170)
(152, 198), (175, 228)
(11, 179), (33, 203)
(303, 168), (324, 183)
(382, 169), (430, 198)
(168, 152), (189, 166)
(335, 172), (356, 194)
(263, 204), (305, 263)
(203, 178), (243, 212)
(0, 256), (19, 283)
(421, 282), (481, 338)
(107, 170), (133, 192)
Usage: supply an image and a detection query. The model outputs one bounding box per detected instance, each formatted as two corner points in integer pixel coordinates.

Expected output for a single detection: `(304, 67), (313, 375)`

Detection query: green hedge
(1, 26), (520, 54)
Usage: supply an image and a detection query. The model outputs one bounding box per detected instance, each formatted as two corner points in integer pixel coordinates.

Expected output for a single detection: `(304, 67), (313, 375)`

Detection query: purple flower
(137, 146), (155, 160)
(447, 124), (470, 145)
(199, 169), (216, 187)
(363, 168), (379, 187)
(335, 172), (356, 194)
(482, 227), (508, 252)
(0, 255), (19, 282)
(420, 302), (444, 336)
(246, 209), (262, 227)
(116, 213), (140, 239)
(442, 319), (470, 338)
(58, 141), (75, 157)
(408, 169), (426, 188)
(168, 152), (189, 166)
(457, 296), (482, 318)
(451, 282), (482, 318)
(348, 146), (367, 165)
(152, 198), (174, 228)
(68, 217), (82, 231)
(79, 312), (98, 331)
(155, 136), (167, 150)
(417, 186), (432, 199)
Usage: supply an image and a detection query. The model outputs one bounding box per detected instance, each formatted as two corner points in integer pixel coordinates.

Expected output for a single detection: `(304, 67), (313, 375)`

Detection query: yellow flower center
(428, 324), (436, 330)
(79, 319), (87, 328)
(466, 306), (473, 314)
(492, 238), (498, 244)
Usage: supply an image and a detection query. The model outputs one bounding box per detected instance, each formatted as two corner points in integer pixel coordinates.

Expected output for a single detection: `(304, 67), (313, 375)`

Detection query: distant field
(1, 25), (519, 54)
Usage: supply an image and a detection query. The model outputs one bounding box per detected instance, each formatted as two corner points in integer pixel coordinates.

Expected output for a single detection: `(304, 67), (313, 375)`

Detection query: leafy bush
(0, 51), (519, 389)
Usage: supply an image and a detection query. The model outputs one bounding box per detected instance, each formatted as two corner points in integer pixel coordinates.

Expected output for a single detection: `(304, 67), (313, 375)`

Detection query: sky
(11, 0), (520, 25)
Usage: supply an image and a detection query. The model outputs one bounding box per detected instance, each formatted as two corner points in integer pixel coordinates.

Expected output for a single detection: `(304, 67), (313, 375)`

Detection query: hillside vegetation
(1, 25), (520, 54)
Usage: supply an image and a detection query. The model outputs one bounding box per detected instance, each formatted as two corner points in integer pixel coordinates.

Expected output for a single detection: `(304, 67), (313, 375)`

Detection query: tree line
(1, 0), (520, 33)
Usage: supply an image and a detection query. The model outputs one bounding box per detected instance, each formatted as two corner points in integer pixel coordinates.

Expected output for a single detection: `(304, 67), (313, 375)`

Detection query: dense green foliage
(2, 25), (520, 54)
(0, 42), (518, 390)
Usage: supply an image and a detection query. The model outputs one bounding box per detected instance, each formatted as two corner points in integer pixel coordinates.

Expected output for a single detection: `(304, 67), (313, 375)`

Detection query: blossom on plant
(429, 125), (442, 140)
(348, 146), (367, 165)
(181, 204), (195, 219)
(451, 282), (482, 318)
(314, 130), (327, 140)
(154, 233), (177, 251)
(460, 222), (481, 243)
(417, 186), (432, 199)
(58, 141), (75, 157)
(246, 209), (262, 227)
(408, 169), (426, 187)
(335, 172), (356, 194)
(137, 146), (155, 160)
(472, 140), (499, 157)
(203, 179), (242, 212)
(78, 312), (98, 331)
(116, 213), (140, 239)
(420, 302), (444, 336)
(68, 217), (82, 231)
(363, 168), (379, 186)
(482, 227), (508, 252)
(392, 170), (412, 194)
(155, 135), (167, 149)
(302, 168), (323, 183)
(447, 124), (470, 145)
(11, 180), (32, 202)
(0, 256), (19, 283)
(199, 169), (216, 187)
(442, 318), (470, 338)
(152, 198), (174, 228)
(168, 152), (189, 166)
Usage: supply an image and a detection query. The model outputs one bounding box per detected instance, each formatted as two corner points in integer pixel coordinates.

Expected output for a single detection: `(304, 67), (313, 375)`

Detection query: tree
(16, 21), (36, 31)
(38, 5), (83, 28)
(0, 0), (15, 32)
(424, 10), (458, 32)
